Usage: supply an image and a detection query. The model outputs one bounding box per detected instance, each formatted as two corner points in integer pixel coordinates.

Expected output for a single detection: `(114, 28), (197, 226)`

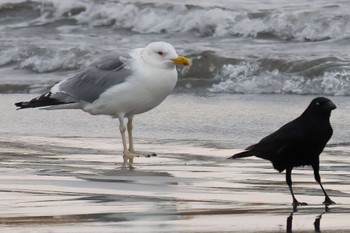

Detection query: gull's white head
(141, 42), (190, 69)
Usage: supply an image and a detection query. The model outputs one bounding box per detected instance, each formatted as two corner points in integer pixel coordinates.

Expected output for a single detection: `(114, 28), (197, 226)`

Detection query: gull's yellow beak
(171, 56), (190, 66)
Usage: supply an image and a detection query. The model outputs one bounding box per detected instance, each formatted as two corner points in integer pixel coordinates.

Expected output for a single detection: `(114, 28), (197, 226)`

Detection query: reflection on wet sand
(287, 206), (328, 233)
(1, 135), (350, 232)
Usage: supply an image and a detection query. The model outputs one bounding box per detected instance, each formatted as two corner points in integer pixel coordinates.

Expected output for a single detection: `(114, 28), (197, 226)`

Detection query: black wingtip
(15, 101), (30, 109)
(14, 92), (68, 109)
(15, 102), (23, 109)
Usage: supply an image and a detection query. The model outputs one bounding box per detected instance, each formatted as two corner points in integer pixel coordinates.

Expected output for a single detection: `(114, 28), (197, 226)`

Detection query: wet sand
(1, 94), (350, 232)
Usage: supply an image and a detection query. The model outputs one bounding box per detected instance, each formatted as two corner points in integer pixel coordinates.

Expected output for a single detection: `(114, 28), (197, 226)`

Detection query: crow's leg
(312, 164), (335, 205)
(286, 168), (307, 206)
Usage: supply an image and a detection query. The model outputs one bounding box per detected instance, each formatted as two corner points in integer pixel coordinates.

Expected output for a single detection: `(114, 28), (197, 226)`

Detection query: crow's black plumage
(230, 97), (337, 206)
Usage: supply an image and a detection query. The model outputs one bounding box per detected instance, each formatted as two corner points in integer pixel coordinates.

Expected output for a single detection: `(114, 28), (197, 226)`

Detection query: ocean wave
(1, 46), (350, 96)
(60, 1), (350, 41)
(208, 62), (350, 96)
(0, 46), (93, 72)
(1, 0), (350, 41)
(1, 0), (350, 96)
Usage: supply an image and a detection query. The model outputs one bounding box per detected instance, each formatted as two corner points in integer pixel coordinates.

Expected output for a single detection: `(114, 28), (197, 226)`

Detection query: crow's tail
(229, 150), (255, 159)
(15, 92), (65, 109)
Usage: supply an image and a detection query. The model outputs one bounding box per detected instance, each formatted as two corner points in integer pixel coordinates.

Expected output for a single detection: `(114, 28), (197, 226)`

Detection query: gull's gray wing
(55, 54), (132, 103)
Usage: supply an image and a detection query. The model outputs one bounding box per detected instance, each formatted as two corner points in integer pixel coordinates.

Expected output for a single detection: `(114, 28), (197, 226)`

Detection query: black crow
(230, 97), (336, 206)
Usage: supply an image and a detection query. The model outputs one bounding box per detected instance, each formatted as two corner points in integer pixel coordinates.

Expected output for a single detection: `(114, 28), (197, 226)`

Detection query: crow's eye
(157, 51), (164, 56)
(316, 102), (321, 106)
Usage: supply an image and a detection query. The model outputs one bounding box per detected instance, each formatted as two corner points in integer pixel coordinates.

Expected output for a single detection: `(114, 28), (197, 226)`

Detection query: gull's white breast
(83, 66), (178, 117)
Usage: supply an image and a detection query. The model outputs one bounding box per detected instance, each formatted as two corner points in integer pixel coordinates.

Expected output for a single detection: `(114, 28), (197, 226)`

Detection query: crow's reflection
(286, 205), (330, 233)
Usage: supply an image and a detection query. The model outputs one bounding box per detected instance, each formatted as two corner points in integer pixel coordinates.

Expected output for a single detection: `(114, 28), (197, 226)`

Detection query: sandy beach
(1, 94), (350, 232)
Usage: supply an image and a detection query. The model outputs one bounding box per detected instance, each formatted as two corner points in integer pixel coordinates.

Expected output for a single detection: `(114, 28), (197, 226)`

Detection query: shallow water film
(1, 94), (350, 232)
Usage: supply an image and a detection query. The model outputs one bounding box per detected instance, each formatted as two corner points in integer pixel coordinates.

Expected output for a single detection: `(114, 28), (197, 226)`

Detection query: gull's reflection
(286, 205), (330, 233)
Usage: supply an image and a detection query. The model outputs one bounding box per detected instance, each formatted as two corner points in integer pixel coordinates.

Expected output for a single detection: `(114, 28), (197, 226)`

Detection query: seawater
(0, 0), (349, 95)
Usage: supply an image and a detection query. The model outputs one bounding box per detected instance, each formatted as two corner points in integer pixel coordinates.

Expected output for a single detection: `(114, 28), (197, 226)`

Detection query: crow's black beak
(325, 101), (337, 110)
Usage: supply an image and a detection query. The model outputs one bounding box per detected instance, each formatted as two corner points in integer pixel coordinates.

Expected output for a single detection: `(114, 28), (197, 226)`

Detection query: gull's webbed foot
(122, 151), (136, 169)
(130, 150), (157, 158)
(121, 150), (157, 169)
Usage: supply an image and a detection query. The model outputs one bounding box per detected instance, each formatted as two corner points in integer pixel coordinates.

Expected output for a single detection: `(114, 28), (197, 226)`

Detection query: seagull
(15, 41), (190, 168)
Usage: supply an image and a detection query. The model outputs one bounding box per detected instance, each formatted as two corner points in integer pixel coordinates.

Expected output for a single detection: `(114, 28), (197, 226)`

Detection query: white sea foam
(1, 0), (350, 96)
(2, 0), (348, 41)
(210, 63), (350, 96)
(72, 2), (350, 40)
(0, 46), (92, 73)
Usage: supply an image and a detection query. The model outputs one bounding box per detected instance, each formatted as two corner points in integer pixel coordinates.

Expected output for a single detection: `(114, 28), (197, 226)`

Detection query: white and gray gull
(15, 41), (190, 168)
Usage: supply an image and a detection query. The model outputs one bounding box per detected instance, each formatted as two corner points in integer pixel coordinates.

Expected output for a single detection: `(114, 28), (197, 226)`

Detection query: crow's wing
(247, 117), (306, 159)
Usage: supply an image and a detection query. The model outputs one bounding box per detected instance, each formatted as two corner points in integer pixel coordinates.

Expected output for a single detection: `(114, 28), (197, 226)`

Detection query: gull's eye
(157, 51), (164, 56)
